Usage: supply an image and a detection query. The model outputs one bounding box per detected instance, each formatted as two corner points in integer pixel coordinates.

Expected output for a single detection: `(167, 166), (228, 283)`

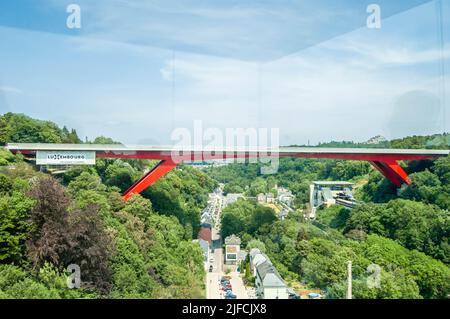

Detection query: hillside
(0, 113), (216, 298)
(205, 134), (450, 299)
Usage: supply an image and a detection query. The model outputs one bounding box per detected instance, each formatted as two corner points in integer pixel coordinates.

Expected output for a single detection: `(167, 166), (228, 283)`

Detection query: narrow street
(205, 190), (249, 299)
(206, 226), (224, 299)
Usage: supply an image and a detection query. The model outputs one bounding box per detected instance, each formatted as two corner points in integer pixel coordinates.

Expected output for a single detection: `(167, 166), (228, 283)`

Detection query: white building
(257, 192), (277, 204)
(224, 234), (241, 265)
(223, 193), (244, 208)
(277, 187), (294, 207)
(257, 193), (266, 203)
(266, 193), (275, 203)
(309, 181), (355, 219)
(194, 239), (210, 271)
(249, 248), (290, 299)
(255, 260), (289, 299)
(249, 248), (267, 276)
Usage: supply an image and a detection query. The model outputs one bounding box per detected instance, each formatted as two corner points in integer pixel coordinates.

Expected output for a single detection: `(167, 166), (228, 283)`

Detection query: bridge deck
(5, 143), (449, 157)
(5, 143), (448, 200)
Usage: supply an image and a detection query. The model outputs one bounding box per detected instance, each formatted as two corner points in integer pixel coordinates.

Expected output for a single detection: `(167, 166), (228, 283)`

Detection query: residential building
(257, 193), (266, 203)
(250, 249), (290, 299)
(223, 193), (244, 208)
(249, 248), (267, 276)
(224, 234), (241, 265)
(255, 260), (289, 299)
(198, 224), (212, 243)
(257, 192), (277, 204)
(194, 239), (210, 271)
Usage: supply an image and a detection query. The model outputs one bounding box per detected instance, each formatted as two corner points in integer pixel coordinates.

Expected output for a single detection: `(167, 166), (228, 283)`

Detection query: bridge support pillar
(123, 159), (177, 201)
(370, 160), (411, 188)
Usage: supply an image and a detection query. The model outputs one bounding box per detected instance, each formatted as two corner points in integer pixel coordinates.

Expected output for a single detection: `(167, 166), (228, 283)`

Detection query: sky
(0, 0), (449, 146)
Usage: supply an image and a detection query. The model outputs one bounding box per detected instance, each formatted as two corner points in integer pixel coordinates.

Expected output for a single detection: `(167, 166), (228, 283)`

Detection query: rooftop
(251, 253), (268, 266)
(256, 260), (286, 288)
(225, 234), (241, 245)
(249, 248), (261, 258)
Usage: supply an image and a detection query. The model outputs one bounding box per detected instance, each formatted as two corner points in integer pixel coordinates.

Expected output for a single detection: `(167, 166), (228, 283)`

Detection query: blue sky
(0, 0), (449, 145)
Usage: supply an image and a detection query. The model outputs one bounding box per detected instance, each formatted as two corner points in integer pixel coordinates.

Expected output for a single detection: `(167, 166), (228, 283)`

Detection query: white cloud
(322, 39), (450, 66)
(0, 86), (22, 94)
(155, 21), (448, 145)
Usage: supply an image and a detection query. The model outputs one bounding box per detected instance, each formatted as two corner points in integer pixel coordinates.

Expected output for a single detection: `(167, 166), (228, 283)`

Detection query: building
(249, 249), (290, 299)
(249, 248), (267, 276)
(223, 193), (244, 208)
(257, 192), (278, 204)
(201, 210), (214, 227)
(309, 181), (355, 219)
(194, 239), (210, 271)
(277, 187), (294, 207)
(198, 224), (212, 243)
(257, 193), (266, 203)
(266, 193), (275, 203)
(224, 234), (241, 265)
(255, 261), (289, 299)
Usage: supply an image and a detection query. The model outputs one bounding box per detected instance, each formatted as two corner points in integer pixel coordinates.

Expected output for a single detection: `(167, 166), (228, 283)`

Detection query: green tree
(0, 191), (35, 263)
(246, 239), (266, 253)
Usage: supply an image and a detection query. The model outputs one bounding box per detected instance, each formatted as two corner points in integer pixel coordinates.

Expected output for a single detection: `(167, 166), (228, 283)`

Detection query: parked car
(308, 293), (322, 299)
(225, 291), (237, 299)
(209, 265), (213, 272)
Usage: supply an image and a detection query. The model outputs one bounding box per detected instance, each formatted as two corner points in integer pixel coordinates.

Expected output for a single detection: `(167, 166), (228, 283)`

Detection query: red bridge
(6, 143), (449, 201)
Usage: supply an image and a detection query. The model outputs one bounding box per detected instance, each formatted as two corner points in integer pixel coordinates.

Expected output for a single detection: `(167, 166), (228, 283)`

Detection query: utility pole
(347, 260), (352, 299)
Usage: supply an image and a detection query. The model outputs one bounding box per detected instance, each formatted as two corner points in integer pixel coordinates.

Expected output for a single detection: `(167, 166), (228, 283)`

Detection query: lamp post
(347, 260), (352, 299)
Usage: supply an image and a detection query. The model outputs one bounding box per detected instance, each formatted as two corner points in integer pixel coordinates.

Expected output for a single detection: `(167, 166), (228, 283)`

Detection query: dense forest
(207, 133), (450, 299)
(0, 113), (216, 298)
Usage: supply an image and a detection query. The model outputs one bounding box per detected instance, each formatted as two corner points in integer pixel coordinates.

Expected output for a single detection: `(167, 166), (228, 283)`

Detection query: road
(205, 191), (249, 299)
(206, 226), (224, 299)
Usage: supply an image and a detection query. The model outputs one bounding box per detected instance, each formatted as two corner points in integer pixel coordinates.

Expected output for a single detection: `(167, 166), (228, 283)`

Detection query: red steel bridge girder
(370, 160), (411, 188)
(123, 159), (177, 201)
(123, 158), (412, 201)
(6, 144), (447, 201)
